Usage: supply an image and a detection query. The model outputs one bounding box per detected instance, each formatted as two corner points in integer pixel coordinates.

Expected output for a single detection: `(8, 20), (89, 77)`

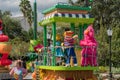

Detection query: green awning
(39, 13), (94, 26)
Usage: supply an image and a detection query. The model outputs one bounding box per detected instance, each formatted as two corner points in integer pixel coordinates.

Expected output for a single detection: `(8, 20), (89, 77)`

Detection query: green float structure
(38, 3), (98, 80)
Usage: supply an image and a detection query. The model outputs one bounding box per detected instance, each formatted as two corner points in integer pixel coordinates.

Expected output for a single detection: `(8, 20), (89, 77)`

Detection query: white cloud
(0, 0), (21, 16)
(0, 0), (68, 20)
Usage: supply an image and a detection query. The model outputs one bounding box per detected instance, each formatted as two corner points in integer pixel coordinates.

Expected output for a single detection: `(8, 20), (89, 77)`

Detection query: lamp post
(107, 28), (113, 80)
(33, 0), (37, 40)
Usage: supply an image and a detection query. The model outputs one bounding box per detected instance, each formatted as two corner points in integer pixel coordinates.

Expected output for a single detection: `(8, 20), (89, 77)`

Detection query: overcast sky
(0, 0), (68, 20)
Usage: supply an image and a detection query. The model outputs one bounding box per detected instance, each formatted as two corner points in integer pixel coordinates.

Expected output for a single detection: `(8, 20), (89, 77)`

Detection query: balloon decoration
(0, 35), (9, 42)
(0, 20), (12, 66)
(0, 43), (12, 53)
(80, 24), (98, 66)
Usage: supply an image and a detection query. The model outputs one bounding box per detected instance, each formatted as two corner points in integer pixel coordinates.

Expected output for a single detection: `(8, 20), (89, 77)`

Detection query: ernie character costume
(64, 28), (78, 66)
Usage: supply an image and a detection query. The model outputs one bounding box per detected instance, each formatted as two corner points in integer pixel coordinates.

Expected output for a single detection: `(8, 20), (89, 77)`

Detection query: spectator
(30, 62), (35, 73)
(34, 58), (39, 66)
(9, 60), (27, 80)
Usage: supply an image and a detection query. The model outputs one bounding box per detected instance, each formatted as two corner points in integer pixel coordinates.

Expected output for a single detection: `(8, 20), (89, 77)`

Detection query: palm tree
(19, 0), (33, 28)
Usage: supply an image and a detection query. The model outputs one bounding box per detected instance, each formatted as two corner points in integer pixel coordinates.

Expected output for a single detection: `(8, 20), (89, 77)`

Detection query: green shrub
(112, 67), (120, 74)
(98, 66), (108, 73)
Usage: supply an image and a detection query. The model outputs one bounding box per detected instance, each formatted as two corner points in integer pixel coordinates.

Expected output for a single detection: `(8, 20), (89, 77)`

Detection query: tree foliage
(111, 27), (120, 67)
(9, 37), (29, 60)
(0, 10), (34, 59)
(68, 0), (91, 6)
(91, 0), (120, 67)
(19, 0), (33, 27)
(0, 10), (26, 40)
(91, 0), (120, 29)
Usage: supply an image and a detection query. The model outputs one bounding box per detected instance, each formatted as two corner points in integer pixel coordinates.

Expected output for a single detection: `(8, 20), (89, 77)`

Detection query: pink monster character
(80, 24), (98, 66)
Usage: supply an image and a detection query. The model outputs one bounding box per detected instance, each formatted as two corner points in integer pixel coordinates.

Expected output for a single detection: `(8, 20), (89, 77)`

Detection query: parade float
(0, 20), (13, 79)
(38, 3), (98, 80)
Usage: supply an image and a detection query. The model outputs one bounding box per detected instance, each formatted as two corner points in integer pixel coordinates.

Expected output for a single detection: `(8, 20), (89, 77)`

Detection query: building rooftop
(42, 2), (91, 14)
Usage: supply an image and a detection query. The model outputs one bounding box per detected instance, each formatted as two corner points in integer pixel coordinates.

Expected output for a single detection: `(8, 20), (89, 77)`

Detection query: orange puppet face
(84, 24), (95, 38)
(84, 29), (89, 35)
(64, 31), (74, 37)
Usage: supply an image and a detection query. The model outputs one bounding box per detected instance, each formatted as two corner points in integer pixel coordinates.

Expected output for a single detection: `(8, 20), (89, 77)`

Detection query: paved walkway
(99, 73), (120, 80)
(23, 73), (32, 80)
